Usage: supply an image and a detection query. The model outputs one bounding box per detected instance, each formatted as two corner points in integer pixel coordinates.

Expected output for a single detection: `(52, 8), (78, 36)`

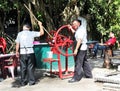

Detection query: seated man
(92, 31), (116, 58)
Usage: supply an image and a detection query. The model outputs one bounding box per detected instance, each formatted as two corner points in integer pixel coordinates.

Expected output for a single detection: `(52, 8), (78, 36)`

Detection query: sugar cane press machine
(44, 25), (75, 79)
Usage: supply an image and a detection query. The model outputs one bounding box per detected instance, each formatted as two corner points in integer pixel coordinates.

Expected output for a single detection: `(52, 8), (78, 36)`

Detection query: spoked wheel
(54, 25), (74, 56)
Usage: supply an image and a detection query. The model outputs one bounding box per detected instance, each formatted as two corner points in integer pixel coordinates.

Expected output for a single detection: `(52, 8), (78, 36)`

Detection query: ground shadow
(11, 69), (49, 88)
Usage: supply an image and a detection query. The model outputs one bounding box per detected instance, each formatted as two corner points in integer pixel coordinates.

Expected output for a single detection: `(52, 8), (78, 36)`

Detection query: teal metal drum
(34, 43), (75, 70)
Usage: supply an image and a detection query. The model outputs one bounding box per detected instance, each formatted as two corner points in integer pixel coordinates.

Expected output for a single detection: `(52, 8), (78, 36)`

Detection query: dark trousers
(93, 43), (107, 57)
(20, 53), (36, 84)
(73, 50), (92, 80)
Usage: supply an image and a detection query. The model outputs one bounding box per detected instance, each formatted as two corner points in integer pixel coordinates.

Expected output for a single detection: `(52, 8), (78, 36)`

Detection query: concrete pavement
(0, 51), (118, 91)
(0, 69), (103, 91)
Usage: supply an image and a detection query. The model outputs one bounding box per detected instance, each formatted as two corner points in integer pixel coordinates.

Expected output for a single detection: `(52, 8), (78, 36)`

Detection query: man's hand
(38, 21), (44, 36)
(99, 43), (107, 46)
(67, 24), (75, 33)
(68, 24), (72, 30)
(38, 21), (42, 26)
(16, 52), (19, 58)
(74, 49), (78, 56)
(99, 43), (103, 45)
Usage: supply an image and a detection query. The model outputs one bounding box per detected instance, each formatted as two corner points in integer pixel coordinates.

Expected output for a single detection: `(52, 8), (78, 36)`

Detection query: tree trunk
(17, 9), (20, 32)
(29, 3), (36, 31)
(32, 0), (55, 31)
(0, 18), (4, 33)
(0, 10), (6, 33)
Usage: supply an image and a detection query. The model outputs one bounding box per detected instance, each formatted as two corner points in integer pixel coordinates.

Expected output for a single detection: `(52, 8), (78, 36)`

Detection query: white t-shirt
(75, 26), (87, 50)
(15, 30), (40, 54)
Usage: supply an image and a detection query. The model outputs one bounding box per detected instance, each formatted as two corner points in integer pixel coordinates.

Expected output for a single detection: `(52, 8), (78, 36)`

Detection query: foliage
(0, 0), (120, 52)
(87, 0), (120, 39)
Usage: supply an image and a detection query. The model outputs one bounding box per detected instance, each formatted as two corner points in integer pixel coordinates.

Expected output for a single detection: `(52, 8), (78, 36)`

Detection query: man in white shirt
(68, 17), (92, 83)
(15, 21), (44, 86)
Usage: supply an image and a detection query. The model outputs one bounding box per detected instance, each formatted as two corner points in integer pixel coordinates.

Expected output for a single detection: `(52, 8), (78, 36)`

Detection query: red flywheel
(54, 25), (74, 56)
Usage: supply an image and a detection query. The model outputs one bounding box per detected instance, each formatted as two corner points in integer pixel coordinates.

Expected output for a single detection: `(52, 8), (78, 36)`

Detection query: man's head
(109, 31), (115, 38)
(71, 19), (81, 30)
(23, 23), (31, 30)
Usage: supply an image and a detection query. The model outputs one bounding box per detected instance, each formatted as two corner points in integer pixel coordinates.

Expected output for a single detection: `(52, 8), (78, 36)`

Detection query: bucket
(47, 51), (53, 58)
